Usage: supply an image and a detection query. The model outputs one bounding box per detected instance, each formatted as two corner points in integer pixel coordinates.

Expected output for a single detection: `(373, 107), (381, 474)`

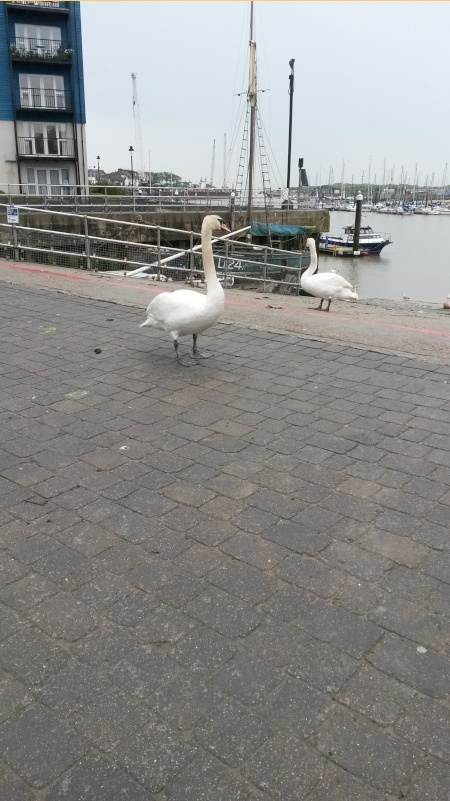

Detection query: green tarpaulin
(250, 222), (313, 237)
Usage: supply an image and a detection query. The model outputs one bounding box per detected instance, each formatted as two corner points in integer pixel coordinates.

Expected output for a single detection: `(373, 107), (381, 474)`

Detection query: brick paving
(1, 282), (450, 800)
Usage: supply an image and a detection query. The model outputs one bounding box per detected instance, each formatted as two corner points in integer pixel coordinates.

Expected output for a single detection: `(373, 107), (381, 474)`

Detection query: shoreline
(1, 258), (449, 365)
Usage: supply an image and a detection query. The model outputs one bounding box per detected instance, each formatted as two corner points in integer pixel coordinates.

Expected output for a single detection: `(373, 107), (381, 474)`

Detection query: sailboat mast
(246, 1), (257, 225)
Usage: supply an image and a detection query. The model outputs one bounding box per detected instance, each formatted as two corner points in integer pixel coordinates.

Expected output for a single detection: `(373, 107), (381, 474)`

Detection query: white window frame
(19, 73), (65, 109)
(18, 121), (71, 157)
(26, 167), (71, 196)
(14, 23), (62, 54)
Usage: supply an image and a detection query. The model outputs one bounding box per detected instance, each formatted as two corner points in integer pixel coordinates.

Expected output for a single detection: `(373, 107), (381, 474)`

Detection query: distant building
(0, 0), (87, 194)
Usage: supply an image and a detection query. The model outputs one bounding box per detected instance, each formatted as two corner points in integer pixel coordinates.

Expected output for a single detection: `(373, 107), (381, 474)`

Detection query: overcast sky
(81, 1), (450, 189)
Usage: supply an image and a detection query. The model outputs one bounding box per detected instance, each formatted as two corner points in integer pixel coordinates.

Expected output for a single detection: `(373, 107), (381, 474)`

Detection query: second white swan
(302, 237), (358, 311)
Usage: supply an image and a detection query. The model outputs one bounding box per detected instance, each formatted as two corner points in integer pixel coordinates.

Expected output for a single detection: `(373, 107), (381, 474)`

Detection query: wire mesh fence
(0, 204), (312, 293)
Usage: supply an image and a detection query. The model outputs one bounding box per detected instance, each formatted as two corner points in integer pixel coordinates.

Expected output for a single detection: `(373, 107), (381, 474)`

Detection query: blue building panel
(68, 2), (85, 124)
(0, 4), (13, 119)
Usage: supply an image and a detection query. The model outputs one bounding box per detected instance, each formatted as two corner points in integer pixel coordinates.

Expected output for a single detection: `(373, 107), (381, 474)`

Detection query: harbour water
(319, 211), (450, 304)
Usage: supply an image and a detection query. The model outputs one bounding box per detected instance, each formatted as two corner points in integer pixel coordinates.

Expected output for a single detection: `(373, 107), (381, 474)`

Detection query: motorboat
(319, 224), (392, 256)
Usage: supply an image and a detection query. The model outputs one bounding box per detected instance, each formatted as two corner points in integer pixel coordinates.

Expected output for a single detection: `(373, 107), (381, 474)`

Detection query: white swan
(140, 214), (230, 363)
(302, 237), (358, 311)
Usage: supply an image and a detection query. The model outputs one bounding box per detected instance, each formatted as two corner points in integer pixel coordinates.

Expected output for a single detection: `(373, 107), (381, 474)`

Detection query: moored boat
(319, 224), (392, 256)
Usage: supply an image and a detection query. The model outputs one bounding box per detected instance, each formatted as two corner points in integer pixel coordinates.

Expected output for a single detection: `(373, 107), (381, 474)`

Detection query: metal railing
(0, 184), (316, 214)
(0, 204), (311, 294)
(10, 39), (72, 61)
(14, 88), (72, 111)
(17, 137), (75, 158)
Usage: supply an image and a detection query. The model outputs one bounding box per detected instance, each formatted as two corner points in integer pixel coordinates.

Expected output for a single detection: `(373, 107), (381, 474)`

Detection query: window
(17, 121), (72, 157)
(15, 23), (62, 54)
(19, 73), (65, 109)
(26, 167), (70, 195)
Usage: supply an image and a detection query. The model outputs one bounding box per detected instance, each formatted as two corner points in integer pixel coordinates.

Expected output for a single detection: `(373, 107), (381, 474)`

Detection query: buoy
(444, 294), (450, 310)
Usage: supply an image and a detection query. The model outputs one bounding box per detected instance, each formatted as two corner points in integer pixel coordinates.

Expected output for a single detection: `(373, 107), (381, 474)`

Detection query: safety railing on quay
(0, 203), (311, 294)
(0, 184), (304, 214)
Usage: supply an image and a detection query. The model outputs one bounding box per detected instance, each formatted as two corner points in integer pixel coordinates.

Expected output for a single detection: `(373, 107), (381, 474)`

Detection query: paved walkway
(1, 282), (450, 800)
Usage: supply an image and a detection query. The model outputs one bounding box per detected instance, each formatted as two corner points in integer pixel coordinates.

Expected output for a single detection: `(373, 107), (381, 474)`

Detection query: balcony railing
(15, 88), (72, 111)
(10, 38), (72, 61)
(17, 136), (75, 158)
(7, 2), (69, 11)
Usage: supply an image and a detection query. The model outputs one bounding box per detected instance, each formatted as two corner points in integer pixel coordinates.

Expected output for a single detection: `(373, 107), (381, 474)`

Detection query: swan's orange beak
(220, 222), (231, 233)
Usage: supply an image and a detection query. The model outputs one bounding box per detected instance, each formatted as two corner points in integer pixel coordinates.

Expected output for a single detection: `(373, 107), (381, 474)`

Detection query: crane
(131, 72), (145, 182)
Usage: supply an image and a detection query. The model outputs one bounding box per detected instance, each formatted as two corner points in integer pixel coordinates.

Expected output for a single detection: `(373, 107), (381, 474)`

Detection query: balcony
(10, 38), (72, 62)
(18, 136), (75, 158)
(14, 88), (72, 112)
(7, 2), (69, 13)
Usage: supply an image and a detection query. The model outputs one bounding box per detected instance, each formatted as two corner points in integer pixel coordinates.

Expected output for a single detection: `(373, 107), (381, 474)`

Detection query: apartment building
(0, 0), (87, 194)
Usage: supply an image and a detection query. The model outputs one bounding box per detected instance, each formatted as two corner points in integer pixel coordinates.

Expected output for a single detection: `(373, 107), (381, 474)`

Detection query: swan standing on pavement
(302, 237), (358, 311)
(140, 214), (230, 363)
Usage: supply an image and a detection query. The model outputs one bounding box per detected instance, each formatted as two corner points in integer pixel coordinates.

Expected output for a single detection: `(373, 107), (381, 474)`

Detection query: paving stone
(421, 550), (450, 583)
(209, 560), (277, 604)
(369, 597), (450, 650)
(255, 676), (332, 740)
(244, 731), (325, 800)
(70, 622), (138, 666)
(262, 586), (315, 622)
(186, 586), (262, 638)
(317, 704), (423, 793)
(170, 625), (234, 674)
(0, 604), (25, 642)
(0, 772), (36, 801)
(321, 539), (392, 580)
(57, 521), (117, 557)
(337, 664), (414, 725)
(8, 533), (61, 565)
(28, 591), (100, 641)
(166, 752), (251, 801)
(297, 597), (383, 658)
(306, 764), (395, 801)
(360, 528), (429, 568)
(212, 650), (280, 704)
(378, 565), (437, 603)
(0, 672), (34, 724)
(71, 688), (152, 751)
(263, 519), (331, 555)
(118, 488), (177, 517)
(37, 660), (111, 715)
(0, 627), (68, 684)
(0, 572), (58, 611)
(368, 633), (450, 697)
(406, 756), (450, 801)
(46, 754), (152, 801)
(0, 704), (86, 788)
(134, 604), (196, 644)
(220, 531), (287, 569)
(395, 695), (450, 762)
(105, 590), (158, 626)
(243, 618), (307, 666)
(151, 672), (222, 730)
(195, 697), (275, 766)
(274, 553), (347, 598)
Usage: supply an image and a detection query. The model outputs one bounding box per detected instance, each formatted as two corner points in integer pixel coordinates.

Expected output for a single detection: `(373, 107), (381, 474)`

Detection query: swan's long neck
(303, 239), (318, 278)
(201, 222), (220, 293)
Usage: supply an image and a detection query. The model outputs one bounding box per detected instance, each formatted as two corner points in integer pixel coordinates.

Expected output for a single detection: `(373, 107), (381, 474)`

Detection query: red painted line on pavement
(3, 261), (450, 339)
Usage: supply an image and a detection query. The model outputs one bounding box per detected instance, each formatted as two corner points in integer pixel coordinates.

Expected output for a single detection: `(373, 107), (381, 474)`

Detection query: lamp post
(128, 146), (134, 210)
(286, 58), (295, 194)
(96, 155), (100, 184)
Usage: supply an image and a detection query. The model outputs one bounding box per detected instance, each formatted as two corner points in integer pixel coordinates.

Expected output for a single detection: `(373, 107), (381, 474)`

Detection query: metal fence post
(297, 251), (302, 295)
(189, 232), (194, 284)
(157, 226), (161, 280)
(12, 224), (19, 261)
(225, 239), (229, 287)
(84, 216), (91, 270)
(263, 247), (268, 291)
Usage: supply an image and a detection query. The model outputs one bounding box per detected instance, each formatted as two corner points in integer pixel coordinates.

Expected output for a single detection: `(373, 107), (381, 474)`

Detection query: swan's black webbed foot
(174, 339), (196, 367)
(190, 335), (213, 359)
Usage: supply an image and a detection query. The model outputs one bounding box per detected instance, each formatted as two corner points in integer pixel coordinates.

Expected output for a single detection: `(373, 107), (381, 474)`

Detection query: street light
(96, 155), (100, 183)
(128, 146), (134, 208)
(286, 58), (295, 192)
